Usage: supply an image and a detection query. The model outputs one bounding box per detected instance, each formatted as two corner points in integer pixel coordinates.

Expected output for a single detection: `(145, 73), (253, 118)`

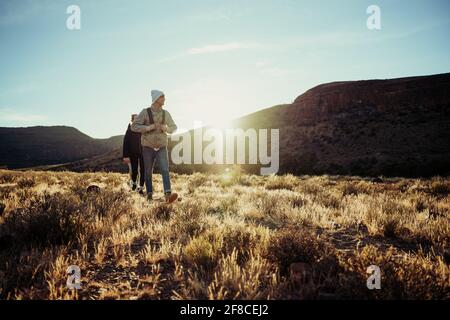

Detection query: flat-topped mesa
(291, 73), (450, 121)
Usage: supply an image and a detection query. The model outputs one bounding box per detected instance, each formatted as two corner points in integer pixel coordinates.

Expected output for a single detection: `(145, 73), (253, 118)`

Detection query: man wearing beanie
(131, 90), (178, 204)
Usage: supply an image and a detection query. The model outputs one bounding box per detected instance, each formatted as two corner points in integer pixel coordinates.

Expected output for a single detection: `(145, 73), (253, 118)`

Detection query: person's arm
(131, 109), (156, 133)
(162, 111), (177, 134)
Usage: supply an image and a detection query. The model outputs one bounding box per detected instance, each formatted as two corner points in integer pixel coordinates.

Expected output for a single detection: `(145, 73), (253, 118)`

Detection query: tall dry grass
(0, 169), (448, 299)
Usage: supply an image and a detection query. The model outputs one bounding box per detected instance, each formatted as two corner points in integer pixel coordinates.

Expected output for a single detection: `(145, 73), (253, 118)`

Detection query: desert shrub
(429, 178), (450, 196)
(0, 202), (5, 216)
(236, 175), (253, 186)
(380, 219), (413, 241)
(83, 190), (131, 221)
(103, 174), (122, 188)
(2, 189), (131, 248)
(265, 174), (297, 191)
(2, 193), (95, 248)
(0, 171), (19, 184)
(297, 181), (322, 195)
(188, 173), (207, 193)
(0, 185), (15, 201)
(340, 245), (450, 299)
(341, 182), (359, 196)
(10, 189), (35, 206)
(152, 202), (173, 220)
(219, 175), (237, 188)
(184, 232), (222, 271)
(362, 197), (415, 240)
(315, 191), (342, 209)
(262, 228), (344, 299)
(413, 197), (428, 212)
(426, 203), (448, 220)
(17, 177), (36, 189)
(170, 200), (207, 239)
(213, 167), (251, 188)
(253, 192), (280, 218)
(219, 224), (267, 264)
(207, 195), (239, 216)
(67, 179), (131, 221)
(207, 249), (278, 300)
(68, 177), (90, 198)
(0, 248), (57, 299)
(264, 228), (338, 275)
(290, 194), (308, 208)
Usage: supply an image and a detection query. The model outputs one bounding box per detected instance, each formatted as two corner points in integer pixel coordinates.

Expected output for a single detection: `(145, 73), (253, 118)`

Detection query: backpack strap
(146, 107), (154, 125)
(146, 107), (166, 124)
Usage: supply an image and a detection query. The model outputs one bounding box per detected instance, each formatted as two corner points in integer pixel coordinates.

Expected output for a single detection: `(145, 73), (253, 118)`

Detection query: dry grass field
(0, 169), (449, 300)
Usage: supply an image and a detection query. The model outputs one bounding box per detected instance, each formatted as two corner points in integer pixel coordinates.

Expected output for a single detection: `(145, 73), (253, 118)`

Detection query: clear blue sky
(1, 0), (449, 138)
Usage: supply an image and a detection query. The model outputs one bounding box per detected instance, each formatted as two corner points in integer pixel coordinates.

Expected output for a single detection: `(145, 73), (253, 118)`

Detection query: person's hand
(123, 157), (131, 164)
(147, 124), (156, 132)
(160, 124), (168, 132)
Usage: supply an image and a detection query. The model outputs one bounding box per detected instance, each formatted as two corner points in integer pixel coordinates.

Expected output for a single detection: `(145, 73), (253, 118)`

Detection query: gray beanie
(151, 90), (164, 103)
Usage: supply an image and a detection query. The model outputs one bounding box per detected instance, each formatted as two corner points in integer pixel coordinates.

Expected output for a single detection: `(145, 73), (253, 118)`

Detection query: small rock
(87, 185), (101, 193)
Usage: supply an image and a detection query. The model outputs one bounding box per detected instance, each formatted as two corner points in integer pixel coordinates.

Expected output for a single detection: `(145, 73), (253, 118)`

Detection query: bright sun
(170, 79), (244, 131)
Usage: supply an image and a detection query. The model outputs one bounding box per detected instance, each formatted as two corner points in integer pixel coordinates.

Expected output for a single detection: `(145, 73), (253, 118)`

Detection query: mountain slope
(230, 73), (450, 176)
(0, 126), (123, 169)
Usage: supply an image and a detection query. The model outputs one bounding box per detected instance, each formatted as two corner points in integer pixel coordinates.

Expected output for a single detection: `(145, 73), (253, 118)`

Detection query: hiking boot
(165, 192), (178, 204)
(137, 186), (145, 195)
(146, 193), (153, 203)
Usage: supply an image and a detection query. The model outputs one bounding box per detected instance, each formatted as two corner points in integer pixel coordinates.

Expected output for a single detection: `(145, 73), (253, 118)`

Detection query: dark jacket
(123, 124), (142, 158)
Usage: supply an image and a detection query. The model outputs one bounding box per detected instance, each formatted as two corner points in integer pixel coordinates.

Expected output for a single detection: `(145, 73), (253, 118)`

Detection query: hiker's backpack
(146, 107), (166, 125)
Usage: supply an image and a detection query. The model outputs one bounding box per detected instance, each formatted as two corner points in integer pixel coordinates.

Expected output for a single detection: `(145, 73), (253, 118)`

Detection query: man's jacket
(131, 106), (177, 149)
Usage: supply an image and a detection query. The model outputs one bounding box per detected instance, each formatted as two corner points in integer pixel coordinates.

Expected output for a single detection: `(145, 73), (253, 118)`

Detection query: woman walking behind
(123, 114), (145, 194)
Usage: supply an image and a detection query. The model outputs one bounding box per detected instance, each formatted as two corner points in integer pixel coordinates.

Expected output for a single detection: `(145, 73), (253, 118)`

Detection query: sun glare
(170, 79), (244, 131)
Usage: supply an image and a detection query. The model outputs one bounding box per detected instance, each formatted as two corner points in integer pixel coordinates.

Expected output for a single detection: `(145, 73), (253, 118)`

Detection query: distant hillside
(16, 73), (450, 177)
(38, 148), (124, 173)
(0, 126), (123, 169)
(229, 72), (450, 176)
